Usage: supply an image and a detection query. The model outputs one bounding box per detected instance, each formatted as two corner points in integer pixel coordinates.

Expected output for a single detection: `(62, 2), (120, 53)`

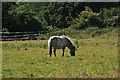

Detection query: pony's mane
(63, 35), (73, 44)
(61, 35), (74, 49)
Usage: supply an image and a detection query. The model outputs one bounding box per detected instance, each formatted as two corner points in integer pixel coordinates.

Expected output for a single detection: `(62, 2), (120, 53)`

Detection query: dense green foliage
(70, 6), (120, 30)
(2, 2), (120, 32)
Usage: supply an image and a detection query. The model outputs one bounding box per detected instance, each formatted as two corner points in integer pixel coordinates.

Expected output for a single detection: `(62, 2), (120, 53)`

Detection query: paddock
(2, 38), (118, 78)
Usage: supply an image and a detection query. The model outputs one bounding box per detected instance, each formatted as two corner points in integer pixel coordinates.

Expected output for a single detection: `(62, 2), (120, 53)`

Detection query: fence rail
(0, 31), (42, 41)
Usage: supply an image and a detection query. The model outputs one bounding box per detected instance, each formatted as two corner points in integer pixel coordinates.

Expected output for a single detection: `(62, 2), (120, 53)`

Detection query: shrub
(70, 6), (102, 29)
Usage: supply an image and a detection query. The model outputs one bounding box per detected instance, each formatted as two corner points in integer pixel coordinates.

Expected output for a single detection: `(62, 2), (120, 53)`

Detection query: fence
(0, 31), (42, 41)
(0, 30), (71, 41)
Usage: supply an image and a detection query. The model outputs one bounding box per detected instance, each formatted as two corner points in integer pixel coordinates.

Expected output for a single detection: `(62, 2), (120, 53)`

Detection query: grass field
(2, 35), (118, 78)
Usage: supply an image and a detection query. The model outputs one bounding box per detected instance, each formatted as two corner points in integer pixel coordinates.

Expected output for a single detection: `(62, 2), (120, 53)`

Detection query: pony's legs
(54, 48), (56, 57)
(49, 45), (52, 57)
(62, 48), (65, 57)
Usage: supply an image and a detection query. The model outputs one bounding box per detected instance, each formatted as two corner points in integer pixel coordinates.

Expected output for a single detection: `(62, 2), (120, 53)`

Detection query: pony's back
(48, 35), (69, 49)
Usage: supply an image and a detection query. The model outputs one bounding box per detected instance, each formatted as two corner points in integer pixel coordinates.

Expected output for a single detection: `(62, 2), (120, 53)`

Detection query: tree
(2, 2), (45, 32)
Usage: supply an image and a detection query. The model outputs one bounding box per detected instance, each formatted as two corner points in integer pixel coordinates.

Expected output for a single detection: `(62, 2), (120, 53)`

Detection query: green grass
(2, 36), (118, 78)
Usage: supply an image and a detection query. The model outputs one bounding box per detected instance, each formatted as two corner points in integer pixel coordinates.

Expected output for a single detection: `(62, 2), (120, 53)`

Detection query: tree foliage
(2, 2), (120, 32)
(70, 6), (119, 30)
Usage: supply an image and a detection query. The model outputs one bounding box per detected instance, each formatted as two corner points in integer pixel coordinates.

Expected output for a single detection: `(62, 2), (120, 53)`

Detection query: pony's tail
(48, 45), (52, 57)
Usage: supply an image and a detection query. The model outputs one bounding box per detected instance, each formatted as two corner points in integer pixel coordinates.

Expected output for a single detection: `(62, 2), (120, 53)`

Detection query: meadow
(2, 33), (118, 78)
(2, 2), (119, 78)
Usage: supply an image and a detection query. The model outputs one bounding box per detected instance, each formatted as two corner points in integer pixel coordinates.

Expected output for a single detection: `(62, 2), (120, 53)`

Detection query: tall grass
(3, 40), (48, 51)
(37, 27), (118, 40)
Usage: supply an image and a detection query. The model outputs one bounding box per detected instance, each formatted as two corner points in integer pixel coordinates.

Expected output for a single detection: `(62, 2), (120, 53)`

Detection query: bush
(70, 6), (119, 30)
(100, 7), (119, 27)
(70, 6), (102, 29)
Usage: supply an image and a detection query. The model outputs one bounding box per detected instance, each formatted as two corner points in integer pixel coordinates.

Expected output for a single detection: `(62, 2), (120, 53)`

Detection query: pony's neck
(66, 38), (73, 50)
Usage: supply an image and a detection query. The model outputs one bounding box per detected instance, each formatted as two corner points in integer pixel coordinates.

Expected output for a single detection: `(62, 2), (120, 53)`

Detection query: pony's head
(70, 46), (75, 56)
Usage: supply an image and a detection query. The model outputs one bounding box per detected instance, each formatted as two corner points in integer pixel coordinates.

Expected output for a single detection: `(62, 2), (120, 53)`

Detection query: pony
(48, 35), (75, 57)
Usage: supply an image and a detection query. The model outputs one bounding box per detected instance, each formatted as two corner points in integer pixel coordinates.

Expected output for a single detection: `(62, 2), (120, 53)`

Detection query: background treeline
(2, 2), (120, 32)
